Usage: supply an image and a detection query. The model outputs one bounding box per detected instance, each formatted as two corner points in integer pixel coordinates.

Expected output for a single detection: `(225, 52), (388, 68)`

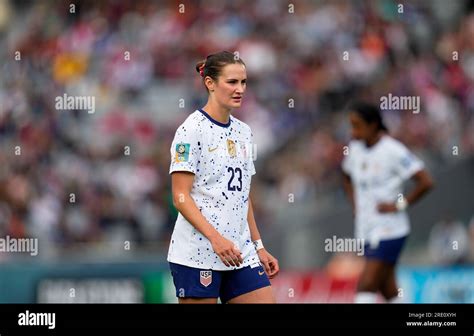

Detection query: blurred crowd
(0, 0), (473, 260)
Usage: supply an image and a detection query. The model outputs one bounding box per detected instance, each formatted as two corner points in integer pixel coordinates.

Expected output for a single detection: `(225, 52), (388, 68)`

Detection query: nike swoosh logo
(258, 270), (265, 276)
(208, 146), (218, 152)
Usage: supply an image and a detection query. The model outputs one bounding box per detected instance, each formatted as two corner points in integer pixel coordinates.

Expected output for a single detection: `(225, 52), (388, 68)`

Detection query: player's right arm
(342, 172), (355, 215)
(341, 142), (355, 215)
(171, 171), (243, 267)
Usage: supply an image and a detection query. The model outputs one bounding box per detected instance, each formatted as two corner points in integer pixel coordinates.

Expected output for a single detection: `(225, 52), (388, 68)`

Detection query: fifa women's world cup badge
(227, 139), (236, 158)
(175, 143), (190, 162)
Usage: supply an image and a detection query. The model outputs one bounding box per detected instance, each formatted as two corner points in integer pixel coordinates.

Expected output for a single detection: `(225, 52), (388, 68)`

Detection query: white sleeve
(341, 143), (353, 175)
(250, 130), (256, 176)
(169, 121), (201, 175)
(391, 142), (424, 181)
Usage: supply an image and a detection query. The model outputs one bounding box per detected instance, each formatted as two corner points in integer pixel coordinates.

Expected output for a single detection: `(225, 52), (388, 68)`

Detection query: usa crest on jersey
(226, 139), (236, 158)
(200, 270), (212, 287)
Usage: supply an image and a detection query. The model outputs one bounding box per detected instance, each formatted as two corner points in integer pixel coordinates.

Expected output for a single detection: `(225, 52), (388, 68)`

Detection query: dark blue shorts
(169, 262), (271, 303)
(364, 236), (407, 265)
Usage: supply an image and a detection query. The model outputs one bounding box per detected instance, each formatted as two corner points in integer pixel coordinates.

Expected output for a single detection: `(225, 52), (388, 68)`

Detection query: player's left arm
(247, 195), (279, 279)
(378, 169), (434, 213)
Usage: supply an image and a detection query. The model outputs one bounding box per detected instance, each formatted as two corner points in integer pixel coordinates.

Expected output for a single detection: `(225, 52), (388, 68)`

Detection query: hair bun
(195, 60), (206, 77)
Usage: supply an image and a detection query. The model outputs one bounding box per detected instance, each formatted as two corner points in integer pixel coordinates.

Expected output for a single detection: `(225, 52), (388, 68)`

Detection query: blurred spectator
(429, 216), (470, 265)
(468, 215), (474, 262)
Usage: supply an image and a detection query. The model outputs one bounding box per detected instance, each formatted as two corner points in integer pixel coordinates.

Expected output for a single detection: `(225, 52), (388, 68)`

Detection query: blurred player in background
(342, 102), (434, 303)
(168, 51), (279, 304)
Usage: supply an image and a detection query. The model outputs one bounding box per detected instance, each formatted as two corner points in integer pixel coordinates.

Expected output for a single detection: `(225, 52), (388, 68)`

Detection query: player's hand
(377, 202), (397, 213)
(257, 249), (279, 279)
(210, 235), (243, 267)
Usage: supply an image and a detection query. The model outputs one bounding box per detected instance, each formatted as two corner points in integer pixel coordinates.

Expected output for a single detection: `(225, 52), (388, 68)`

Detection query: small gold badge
(227, 139), (236, 158)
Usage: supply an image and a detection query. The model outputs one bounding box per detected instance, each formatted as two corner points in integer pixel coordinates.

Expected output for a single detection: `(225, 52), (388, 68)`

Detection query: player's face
(213, 63), (247, 109)
(349, 112), (377, 141)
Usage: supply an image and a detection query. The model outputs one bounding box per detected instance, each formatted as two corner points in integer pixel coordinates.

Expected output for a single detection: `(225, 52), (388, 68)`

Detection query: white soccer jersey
(342, 135), (424, 244)
(167, 109), (260, 270)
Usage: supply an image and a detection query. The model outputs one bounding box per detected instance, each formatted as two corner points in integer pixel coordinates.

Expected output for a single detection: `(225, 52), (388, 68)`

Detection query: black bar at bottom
(0, 304), (471, 334)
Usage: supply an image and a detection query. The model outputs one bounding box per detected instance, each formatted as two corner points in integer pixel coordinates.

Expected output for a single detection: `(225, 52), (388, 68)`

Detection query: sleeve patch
(175, 143), (190, 162)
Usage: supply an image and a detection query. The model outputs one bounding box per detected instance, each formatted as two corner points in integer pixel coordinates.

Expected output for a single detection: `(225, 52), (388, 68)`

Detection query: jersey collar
(199, 109), (231, 128)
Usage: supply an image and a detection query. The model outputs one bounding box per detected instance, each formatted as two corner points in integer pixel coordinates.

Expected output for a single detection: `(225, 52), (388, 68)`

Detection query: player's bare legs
(355, 259), (390, 302)
(380, 266), (399, 301)
(178, 298), (218, 304)
(226, 286), (275, 304)
(357, 259), (387, 292)
(356, 259), (403, 303)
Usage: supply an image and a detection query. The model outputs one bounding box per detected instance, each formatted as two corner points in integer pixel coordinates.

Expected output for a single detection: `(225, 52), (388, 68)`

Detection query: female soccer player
(168, 51), (279, 304)
(342, 102), (433, 303)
